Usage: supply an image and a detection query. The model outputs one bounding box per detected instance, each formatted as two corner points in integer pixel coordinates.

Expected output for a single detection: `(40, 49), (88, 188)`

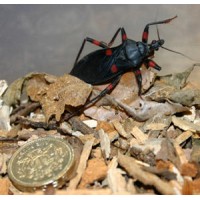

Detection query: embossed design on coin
(8, 137), (74, 190)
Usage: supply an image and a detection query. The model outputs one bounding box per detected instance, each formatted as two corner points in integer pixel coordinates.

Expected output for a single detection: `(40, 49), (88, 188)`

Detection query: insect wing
(70, 46), (123, 84)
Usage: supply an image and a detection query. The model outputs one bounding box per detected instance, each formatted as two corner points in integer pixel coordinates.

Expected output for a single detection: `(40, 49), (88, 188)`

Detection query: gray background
(0, 4), (200, 84)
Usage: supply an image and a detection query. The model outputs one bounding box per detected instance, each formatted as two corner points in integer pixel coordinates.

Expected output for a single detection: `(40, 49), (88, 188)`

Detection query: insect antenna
(156, 24), (161, 40)
(156, 20), (196, 61)
(161, 46), (195, 61)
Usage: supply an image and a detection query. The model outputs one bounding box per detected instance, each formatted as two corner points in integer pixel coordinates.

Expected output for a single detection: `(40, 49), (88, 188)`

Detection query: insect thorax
(125, 39), (149, 67)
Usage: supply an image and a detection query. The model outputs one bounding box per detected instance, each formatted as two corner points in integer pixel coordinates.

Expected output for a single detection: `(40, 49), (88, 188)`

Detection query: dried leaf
(170, 89), (200, 106)
(39, 74), (92, 121)
(109, 67), (156, 103)
(3, 72), (52, 106)
(26, 73), (54, 102)
(145, 83), (176, 102)
(145, 66), (197, 105)
(84, 106), (122, 121)
(157, 65), (194, 90)
(26, 73), (92, 121)
(115, 98), (189, 122)
(2, 76), (25, 106)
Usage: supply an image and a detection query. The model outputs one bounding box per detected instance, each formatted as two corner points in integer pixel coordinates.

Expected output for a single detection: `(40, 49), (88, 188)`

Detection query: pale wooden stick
(130, 126), (148, 144)
(175, 131), (193, 145)
(67, 138), (94, 190)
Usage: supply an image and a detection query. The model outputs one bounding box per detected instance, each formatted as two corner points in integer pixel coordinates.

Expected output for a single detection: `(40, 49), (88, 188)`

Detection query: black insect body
(70, 16), (177, 104)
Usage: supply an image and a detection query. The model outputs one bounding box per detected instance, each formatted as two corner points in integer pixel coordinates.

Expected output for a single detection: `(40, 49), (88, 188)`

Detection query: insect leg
(107, 27), (127, 47)
(65, 76), (121, 120)
(144, 59), (162, 71)
(73, 37), (108, 66)
(134, 69), (143, 96)
(74, 28), (128, 66)
(88, 75), (121, 104)
(142, 15), (177, 43)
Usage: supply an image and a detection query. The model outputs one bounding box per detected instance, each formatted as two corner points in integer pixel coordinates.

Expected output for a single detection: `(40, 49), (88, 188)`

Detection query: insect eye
(152, 40), (156, 44)
(159, 39), (164, 45)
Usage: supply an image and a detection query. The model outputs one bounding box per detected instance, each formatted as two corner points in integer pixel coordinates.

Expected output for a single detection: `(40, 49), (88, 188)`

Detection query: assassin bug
(70, 16), (178, 106)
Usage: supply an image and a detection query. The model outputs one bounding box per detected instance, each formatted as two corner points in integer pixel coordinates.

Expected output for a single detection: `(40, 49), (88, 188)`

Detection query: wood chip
(107, 157), (131, 194)
(79, 157), (108, 188)
(83, 119), (97, 128)
(0, 153), (11, 174)
(143, 115), (171, 131)
(112, 120), (130, 139)
(175, 130), (193, 145)
(182, 177), (200, 195)
(172, 115), (200, 132)
(98, 129), (111, 159)
(0, 177), (10, 194)
(3, 65), (200, 195)
(118, 153), (176, 195)
(181, 162), (198, 177)
(69, 116), (98, 137)
(173, 142), (188, 166)
(130, 126), (148, 144)
(0, 80), (8, 97)
(67, 138), (94, 190)
(25, 188), (112, 195)
(191, 138), (200, 162)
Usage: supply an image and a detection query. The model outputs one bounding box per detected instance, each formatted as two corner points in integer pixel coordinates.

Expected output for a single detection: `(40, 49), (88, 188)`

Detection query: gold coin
(7, 136), (74, 191)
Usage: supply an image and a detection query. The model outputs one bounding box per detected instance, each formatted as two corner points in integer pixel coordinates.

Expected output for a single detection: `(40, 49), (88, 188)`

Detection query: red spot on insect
(108, 84), (114, 90)
(149, 61), (156, 68)
(142, 31), (148, 40)
(106, 49), (112, 56)
(111, 64), (118, 73)
(122, 34), (127, 41)
(93, 40), (100, 46)
(135, 70), (141, 75)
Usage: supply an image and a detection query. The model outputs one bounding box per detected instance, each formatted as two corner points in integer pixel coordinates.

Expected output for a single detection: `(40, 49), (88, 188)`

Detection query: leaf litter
(1, 64), (200, 194)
